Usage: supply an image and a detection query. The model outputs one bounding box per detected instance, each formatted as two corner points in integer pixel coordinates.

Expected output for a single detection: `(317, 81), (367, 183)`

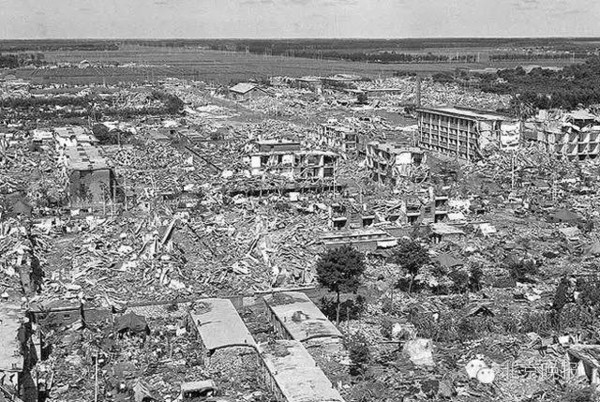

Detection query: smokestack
(416, 76), (422, 108)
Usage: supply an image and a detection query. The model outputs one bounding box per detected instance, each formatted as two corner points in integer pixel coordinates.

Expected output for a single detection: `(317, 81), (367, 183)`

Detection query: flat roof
(0, 303), (23, 372)
(264, 292), (342, 342)
(259, 340), (345, 402)
(189, 298), (256, 352)
(418, 107), (514, 122)
(64, 145), (111, 171)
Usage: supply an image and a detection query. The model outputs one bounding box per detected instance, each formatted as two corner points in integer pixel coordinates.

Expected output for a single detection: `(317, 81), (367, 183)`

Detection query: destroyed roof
(548, 209), (582, 223)
(565, 110), (599, 122)
(189, 298), (256, 352)
(264, 292), (342, 342)
(430, 223), (465, 236)
(259, 340), (345, 402)
(229, 83), (261, 94)
(64, 144), (111, 171)
(417, 106), (515, 122)
(0, 303), (23, 372)
(433, 253), (464, 268)
(54, 126), (97, 141)
(368, 141), (423, 155)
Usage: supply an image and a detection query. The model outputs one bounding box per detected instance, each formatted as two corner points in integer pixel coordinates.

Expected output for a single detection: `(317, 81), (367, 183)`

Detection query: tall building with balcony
(417, 107), (521, 160)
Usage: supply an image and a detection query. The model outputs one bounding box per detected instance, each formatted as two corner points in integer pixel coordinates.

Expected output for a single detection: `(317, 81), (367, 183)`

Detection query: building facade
(417, 107), (521, 160)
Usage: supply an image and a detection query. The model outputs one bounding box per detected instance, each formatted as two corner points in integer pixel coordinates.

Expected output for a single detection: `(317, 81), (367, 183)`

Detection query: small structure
(188, 298), (257, 366)
(180, 380), (218, 400)
(263, 292), (342, 342)
(365, 142), (427, 184)
(259, 340), (345, 402)
(29, 300), (82, 328)
(114, 312), (150, 336)
(430, 223), (465, 244)
(229, 83), (269, 100)
(321, 228), (397, 251)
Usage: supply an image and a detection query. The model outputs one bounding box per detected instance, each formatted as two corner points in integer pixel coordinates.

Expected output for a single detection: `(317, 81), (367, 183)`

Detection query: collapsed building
(317, 122), (359, 154)
(0, 303), (25, 400)
(526, 110), (600, 160)
(365, 141), (427, 184)
(245, 139), (338, 181)
(417, 107), (521, 160)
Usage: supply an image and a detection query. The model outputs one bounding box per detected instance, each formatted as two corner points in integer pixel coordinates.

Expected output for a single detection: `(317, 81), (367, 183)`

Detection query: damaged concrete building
(188, 298), (258, 367)
(317, 122), (359, 154)
(258, 340), (345, 402)
(245, 139), (338, 181)
(417, 107), (521, 160)
(526, 110), (600, 160)
(62, 144), (114, 205)
(365, 141), (427, 184)
(0, 303), (25, 401)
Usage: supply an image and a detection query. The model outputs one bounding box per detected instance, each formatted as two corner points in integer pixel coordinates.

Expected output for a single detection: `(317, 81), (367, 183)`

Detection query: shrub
(507, 259), (539, 283)
(344, 332), (371, 376)
(319, 295), (366, 322)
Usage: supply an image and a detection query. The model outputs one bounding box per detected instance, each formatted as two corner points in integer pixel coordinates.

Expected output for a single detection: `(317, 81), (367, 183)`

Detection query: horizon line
(2, 35), (600, 41)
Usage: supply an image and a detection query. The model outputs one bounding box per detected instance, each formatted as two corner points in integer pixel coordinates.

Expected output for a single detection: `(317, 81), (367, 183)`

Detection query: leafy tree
(316, 245), (365, 325)
(391, 240), (430, 294)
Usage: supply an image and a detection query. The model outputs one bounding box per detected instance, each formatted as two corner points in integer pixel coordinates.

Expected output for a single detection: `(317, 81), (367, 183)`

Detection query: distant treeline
(475, 57), (600, 113)
(122, 37), (600, 52)
(489, 53), (590, 61)
(1, 90), (184, 118)
(259, 50), (479, 64)
(0, 40), (118, 52)
(0, 53), (46, 68)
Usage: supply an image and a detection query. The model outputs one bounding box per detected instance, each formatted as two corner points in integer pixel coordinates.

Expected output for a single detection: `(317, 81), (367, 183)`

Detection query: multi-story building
(526, 110), (600, 160)
(245, 140), (337, 181)
(317, 122), (358, 154)
(365, 141), (427, 185)
(417, 107), (521, 160)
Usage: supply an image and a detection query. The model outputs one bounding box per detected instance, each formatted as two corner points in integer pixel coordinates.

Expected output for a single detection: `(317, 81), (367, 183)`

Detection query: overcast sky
(0, 0), (598, 39)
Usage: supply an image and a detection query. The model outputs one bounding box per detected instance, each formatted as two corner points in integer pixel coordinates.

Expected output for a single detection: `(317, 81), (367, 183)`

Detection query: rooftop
(259, 340), (345, 402)
(368, 141), (423, 154)
(189, 298), (256, 352)
(229, 83), (261, 94)
(430, 222), (466, 236)
(418, 106), (515, 122)
(64, 144), (111, 171)
(264, 292), (342, 342)
(0, 303), (23, 372)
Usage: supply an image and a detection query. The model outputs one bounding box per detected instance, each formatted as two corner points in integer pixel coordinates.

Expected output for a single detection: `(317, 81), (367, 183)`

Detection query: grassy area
(7, 45), (582, 85)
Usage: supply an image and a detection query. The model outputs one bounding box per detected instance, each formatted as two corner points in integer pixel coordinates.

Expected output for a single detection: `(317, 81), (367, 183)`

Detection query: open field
(5, 45), (582, 85)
